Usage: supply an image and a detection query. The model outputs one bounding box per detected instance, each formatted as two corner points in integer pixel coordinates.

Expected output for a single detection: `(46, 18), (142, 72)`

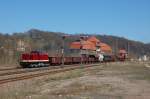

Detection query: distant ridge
(0, 29), (149, 65)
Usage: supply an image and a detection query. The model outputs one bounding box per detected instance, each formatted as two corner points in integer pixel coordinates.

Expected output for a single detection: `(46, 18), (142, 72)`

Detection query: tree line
(0, 29), (149, 66)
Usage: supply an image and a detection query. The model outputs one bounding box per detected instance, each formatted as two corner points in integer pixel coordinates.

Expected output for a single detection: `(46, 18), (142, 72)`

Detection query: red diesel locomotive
(20, 51), (49, 68)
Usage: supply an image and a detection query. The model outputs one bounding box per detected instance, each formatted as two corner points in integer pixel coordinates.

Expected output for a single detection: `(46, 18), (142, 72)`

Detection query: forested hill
(0, 29), (149, 65)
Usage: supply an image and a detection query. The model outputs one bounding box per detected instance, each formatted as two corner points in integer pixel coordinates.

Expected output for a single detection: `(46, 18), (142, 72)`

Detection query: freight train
(20, 51), (98, 68)
(19, 50), (127, 68)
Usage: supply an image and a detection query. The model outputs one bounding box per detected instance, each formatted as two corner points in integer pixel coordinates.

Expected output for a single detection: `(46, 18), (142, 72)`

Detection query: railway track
(0, 66), (56, 76)
(0, 67), (18, 71)
(0, 64), (88, 77)
(0, 63), (101, 85)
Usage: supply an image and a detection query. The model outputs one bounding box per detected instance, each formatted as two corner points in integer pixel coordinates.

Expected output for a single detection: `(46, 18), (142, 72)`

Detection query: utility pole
(127, 41), (130, 59)
(115, 38), (118, 54)
(80, 37), (83, 65)
(61, 36), (66, 66)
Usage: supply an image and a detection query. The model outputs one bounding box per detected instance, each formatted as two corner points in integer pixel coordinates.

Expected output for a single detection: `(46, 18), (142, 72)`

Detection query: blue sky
(0, 0), (150, 43)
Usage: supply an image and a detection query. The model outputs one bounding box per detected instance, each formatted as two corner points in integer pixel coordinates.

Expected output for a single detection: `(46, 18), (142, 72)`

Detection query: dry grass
(44, 69), (84, 82)
(0, 82), (40, 99)
(49, 82), (114, 95)
(0, 68), (85, 99)
(0, 62), (150, 99)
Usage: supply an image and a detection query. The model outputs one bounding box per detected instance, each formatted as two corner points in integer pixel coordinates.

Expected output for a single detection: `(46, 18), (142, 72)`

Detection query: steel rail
(0, 64), (101, 85)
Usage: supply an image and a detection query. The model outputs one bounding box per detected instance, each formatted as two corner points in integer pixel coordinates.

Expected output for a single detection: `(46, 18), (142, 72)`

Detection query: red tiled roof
(99, 43), (112, 53)
(87, 36), (100, 46)
(70, 40), (96, 50)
